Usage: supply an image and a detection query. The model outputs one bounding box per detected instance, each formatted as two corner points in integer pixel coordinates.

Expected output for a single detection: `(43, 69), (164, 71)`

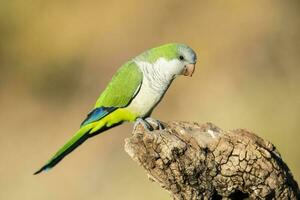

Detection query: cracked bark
(124, 121), (300, 200)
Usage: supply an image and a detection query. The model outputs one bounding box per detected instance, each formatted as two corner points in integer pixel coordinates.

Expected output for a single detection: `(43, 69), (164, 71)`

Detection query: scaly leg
(134, 118), (153, 131)
(145, 117), (164, 130)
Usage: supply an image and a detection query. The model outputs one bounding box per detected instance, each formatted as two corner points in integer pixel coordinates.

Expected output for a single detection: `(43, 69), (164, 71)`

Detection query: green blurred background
(1, 0), (299, 199)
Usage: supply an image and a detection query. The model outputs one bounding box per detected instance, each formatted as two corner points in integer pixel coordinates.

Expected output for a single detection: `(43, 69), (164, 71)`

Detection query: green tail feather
(34, 125), (93, 175)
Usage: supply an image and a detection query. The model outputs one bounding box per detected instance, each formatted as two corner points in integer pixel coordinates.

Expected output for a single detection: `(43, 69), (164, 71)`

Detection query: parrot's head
(136, 43), (197, 79)
(174, 43), (197, 77)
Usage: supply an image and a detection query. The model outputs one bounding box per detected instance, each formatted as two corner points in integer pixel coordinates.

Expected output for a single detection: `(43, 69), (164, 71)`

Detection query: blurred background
(1, 0), (299, 199)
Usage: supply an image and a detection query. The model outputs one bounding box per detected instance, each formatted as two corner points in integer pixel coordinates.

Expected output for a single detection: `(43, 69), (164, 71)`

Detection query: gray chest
(127, 78), (168, 117)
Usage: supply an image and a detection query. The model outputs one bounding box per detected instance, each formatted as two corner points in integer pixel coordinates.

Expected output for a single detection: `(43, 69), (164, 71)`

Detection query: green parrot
(34, 43), (197, 175)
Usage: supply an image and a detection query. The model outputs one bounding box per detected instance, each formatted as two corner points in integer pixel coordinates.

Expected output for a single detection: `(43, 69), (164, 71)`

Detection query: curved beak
(183, 63), (196, 77)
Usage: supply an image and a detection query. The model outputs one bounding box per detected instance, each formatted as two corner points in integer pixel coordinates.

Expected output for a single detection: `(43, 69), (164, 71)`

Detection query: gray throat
(139, 63), (173, 94)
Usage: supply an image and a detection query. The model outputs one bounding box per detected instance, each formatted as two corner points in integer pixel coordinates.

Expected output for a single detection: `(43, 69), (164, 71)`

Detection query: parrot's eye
(179, 55), (184, 61)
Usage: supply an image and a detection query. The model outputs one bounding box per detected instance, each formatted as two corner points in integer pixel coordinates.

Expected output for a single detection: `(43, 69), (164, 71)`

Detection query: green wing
(95, 60), (143, 108)
(33, 61), (143, 175)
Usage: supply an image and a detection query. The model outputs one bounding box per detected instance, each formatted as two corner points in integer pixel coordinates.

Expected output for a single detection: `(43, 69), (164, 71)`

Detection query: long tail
(34, 106), (125, 175)
(34, 124), (97, 175)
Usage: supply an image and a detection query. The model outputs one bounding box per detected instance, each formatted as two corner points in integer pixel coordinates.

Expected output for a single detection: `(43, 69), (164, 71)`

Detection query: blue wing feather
(80, 107), (117, 127)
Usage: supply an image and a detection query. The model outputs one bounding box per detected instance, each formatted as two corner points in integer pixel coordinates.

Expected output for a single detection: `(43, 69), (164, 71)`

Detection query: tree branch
(125, 121), (300, 199)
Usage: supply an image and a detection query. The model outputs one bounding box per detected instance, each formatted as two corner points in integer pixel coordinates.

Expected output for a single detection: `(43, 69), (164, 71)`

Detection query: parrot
(34, 43), (197, 175)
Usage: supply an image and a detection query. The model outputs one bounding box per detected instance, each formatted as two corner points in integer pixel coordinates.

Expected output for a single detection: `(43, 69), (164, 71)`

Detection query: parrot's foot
(145, 117), (164, 130)
(134, 118), (153, 131)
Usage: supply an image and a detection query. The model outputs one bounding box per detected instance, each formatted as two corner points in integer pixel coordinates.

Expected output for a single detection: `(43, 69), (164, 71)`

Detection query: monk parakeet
(34, 43), (197, 175)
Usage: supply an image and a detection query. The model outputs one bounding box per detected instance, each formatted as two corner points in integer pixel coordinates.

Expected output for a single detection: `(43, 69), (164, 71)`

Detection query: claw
(134, 118), (153, 131)
(145, 117), (164, 130)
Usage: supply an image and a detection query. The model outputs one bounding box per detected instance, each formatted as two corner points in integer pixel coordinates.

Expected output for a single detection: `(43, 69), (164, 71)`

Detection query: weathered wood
(125, 121), (300, 200)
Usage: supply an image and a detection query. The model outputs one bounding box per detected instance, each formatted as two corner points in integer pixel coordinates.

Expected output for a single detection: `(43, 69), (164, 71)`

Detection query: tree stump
(124, 121), (300, 200)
